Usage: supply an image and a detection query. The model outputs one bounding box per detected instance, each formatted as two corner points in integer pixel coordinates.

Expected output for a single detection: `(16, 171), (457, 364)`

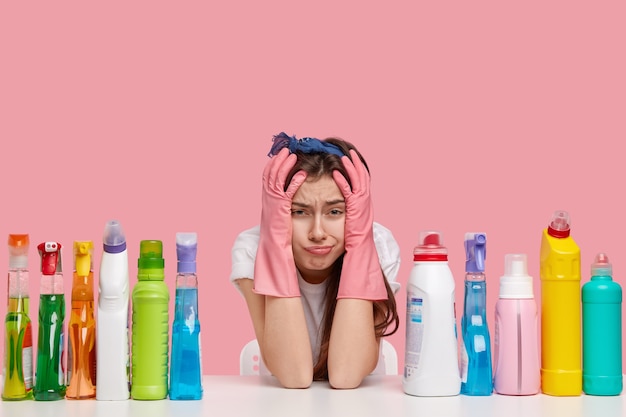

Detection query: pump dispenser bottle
(460, 233), (493, 396)
(493, 254), (540, 395)
(582, 253), (622, 395)
(169, 232), (203, 400)
(2, 234), (34, 400)
(96, 220), (130, 400)
(539, 210), (581, 396)
(34, 241), (66, 401)
(66, 241), (97, 399)
(403, 230), (460, 396)
(131, 240), (169, 400)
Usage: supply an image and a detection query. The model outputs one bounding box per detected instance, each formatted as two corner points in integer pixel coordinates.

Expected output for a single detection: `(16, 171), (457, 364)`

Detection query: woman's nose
(308, 216), (327, 240)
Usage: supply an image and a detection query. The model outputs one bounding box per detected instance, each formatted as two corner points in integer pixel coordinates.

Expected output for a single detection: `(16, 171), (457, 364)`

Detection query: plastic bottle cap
(413, 230), (448, 261)
(176, 232), (197, 274)
(547, 210), (571, 238)
(8, 234), (29, 269)
(499, 253), (534, 299)
(138, 240), (165, 270)
(591, 252), (612, 277)
(103, 220), (127, 253)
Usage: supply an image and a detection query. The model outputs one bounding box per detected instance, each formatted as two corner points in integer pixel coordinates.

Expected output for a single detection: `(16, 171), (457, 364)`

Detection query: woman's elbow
(275, 369), (313, 389)
(328, 371), (365, 390)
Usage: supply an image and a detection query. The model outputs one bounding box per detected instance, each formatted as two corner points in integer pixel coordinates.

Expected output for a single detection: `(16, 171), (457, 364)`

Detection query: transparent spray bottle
(66, 241), (96, 399)
(460, 233), (493, 395)
(34, 241), (66, 401)
(2, 234), (34, 400)
(169, 232), (203, 400)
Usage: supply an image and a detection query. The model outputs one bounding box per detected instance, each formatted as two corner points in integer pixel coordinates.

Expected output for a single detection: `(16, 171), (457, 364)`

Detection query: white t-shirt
(229, 222), (401, 375)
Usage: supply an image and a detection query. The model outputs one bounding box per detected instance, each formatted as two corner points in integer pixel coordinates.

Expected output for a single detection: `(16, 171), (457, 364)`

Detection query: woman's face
(291, 174), (346, 284)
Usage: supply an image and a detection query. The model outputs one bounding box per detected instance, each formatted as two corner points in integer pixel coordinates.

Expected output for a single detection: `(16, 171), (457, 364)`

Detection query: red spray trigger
(38, 241), (62, 275)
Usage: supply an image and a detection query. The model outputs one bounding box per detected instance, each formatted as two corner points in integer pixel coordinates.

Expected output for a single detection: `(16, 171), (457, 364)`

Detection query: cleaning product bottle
(582, 253), (622, 395)
(96, 220), (130, 400)
(539, 210), (581, 396)
(34, 241), (66, 400)
(460, 232), (493, 395)
(66, 241), (96, 399)
(169, 232), (203, 400)
(2, 234), (34, 400)
(493, 253), (540, 395)
(403, 230), (460, 396)
(131, 240), (169, 400)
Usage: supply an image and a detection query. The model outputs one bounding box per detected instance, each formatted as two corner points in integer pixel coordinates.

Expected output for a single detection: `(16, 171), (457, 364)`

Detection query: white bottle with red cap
(403, 230), (461, 396)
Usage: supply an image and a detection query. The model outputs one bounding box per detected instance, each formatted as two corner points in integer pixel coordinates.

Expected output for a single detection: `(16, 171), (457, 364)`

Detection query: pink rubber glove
(333, 150), (388, 301)
(253, 148), (308, 297)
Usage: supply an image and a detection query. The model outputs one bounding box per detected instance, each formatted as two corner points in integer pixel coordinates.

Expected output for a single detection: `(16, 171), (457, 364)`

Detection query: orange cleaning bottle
(66, 241), (97, 399)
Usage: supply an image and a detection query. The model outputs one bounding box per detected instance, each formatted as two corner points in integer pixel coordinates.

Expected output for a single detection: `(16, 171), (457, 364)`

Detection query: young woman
(230, 132), (400, 389)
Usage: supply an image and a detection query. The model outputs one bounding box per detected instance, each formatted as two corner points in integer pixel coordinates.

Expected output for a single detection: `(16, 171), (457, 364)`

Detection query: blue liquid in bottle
(169, 233), (203, 400)
(460, 233), (493, 396)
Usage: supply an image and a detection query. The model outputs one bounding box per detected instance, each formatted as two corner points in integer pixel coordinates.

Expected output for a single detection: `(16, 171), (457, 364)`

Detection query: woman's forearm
(262, 296), (314, 388)
(327, 298), (379, 389)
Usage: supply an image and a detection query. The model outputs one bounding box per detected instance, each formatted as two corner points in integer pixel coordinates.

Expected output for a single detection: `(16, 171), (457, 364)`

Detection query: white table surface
(1, 375), (625, 417)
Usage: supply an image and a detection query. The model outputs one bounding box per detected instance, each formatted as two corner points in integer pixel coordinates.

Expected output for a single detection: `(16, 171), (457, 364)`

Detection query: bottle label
(23, 322), (33, 389)
(59, 331), (65, 386)
(404, 295), (424, 379)
(460, 344), (468, 382)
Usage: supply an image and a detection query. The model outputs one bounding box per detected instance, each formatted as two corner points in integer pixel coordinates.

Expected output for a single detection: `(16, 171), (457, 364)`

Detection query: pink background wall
(1, 2), (625, 375)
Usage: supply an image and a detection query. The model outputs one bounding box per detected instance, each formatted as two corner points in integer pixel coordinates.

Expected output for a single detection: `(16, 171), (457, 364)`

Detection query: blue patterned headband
(267, 132), (345, 158)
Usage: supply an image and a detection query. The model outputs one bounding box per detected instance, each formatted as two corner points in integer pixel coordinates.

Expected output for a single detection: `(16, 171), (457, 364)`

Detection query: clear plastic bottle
(582, 253), (622, 395)
(96, 220), (130, 400)
(493, 254), (540, 395)
(403, 230), (460, 396)
(2, 234), (34, 400)
(131, 240), (169, 400)
(34, 241), (66, 401)
(66, 241), (96, 399)
(539, 210), (581, 396)
(460, 233), (493, 396)
(169, 232), (203, 400)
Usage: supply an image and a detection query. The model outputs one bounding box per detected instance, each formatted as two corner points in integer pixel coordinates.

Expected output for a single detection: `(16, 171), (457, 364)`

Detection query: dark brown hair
(286, 137), (400, 381)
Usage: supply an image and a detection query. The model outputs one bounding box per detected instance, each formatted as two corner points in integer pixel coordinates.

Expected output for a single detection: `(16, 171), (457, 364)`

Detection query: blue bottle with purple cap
(460, 232), (493, 395)
(169, 232), (203, 400)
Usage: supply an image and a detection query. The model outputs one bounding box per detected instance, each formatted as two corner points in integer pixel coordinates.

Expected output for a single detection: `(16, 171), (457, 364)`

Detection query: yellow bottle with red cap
(540, 210), (581, 396)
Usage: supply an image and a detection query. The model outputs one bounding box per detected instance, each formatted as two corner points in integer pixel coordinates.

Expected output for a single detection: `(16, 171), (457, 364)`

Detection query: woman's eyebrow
(325, 199), (345, 205)
(291, 201), (311, 208)
(291, 199), (345, 208)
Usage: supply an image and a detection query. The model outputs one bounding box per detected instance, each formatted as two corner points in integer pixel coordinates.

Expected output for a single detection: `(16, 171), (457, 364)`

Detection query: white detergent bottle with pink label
(493, 253), (540, 395)
(403, 230), (460, 396)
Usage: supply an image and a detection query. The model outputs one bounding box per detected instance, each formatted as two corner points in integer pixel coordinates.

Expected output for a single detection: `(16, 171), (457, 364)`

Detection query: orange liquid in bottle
(66, 273), (96, 399)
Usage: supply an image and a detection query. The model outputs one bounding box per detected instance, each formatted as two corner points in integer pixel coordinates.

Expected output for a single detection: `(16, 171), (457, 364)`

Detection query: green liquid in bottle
(2, 297), (34, 400)
(34, 294), (66, 401)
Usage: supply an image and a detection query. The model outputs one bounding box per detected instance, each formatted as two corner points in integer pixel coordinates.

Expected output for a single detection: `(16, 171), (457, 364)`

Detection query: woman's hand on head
(254, 148), (308, 298)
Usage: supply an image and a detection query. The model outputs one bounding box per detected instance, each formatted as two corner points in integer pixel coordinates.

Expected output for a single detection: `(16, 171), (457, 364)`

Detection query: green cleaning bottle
(131, 240), (169, 400)
(34, 241), (66, 401)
